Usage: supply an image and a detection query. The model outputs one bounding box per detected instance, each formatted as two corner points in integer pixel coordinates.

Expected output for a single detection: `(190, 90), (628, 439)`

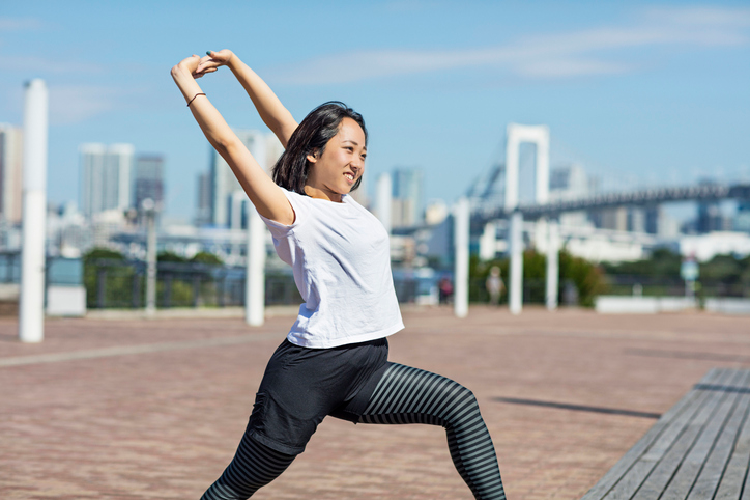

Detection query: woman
(171, 50), (507, 500)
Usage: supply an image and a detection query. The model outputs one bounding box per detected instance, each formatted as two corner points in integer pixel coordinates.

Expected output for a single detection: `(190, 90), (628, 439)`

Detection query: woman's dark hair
(272, 101), (367, 195)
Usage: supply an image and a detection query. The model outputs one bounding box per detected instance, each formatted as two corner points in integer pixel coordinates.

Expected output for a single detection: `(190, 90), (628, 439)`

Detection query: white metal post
(454, 198), (469, 318)
(246, 204), (265, 326)
(535, 129), (550, 205)
(505, 123), (550, 315)
(505, 130), (519, 211)
(19, 79), (48, 343)
(144, 200), (156, 316)
(479, 221), (497, 261)
(509, 211), (523, 315)
(546, 220), (559, 311)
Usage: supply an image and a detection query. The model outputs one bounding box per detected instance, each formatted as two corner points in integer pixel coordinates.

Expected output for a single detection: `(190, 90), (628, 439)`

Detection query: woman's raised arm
(171, 55), (294, 225)
(197, 50), (298, 148)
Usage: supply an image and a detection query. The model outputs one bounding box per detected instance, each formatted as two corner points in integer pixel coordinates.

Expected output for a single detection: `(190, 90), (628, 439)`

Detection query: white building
(47, 202), (89, 258)
(80, 143), (135, 219)
(680, 231), (750, 261)
(210, 131), (283, 227)
(425, 200), (447, 226)
(548, 163), (591, 229)
(133, 155), (165, 212)
(392, 167), (424, 228)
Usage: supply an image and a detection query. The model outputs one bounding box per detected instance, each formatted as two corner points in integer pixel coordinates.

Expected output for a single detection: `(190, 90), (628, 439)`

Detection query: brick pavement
(2, 307), (749, 499)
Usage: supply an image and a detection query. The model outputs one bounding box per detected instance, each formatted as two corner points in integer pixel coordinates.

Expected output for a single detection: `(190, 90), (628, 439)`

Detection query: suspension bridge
(448, 123), (750, 316)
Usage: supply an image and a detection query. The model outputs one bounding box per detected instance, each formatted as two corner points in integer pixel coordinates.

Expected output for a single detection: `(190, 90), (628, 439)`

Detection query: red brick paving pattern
(2, 307), (749, 499)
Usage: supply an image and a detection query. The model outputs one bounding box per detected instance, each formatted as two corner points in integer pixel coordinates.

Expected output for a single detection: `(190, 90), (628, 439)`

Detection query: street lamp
(141, 198), (157, 316)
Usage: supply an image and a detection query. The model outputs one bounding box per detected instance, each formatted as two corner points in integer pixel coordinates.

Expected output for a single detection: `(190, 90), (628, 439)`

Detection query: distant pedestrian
(438, 276), (454, 304)
(486, 267), (504, 306)
(172, 50), (506, 499)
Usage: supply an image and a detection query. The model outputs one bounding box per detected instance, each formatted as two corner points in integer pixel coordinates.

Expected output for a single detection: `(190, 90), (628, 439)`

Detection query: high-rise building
(0, 124), (23, 224)
(195, 171), (212, 227)
(227, 191), (249, 230)
(392, 167), (423, 228)
(695, 178), (727, 233)
(134, 154), (165, 211)
(644, 205), (660, 234)
(628, 208), (646, 233)
(601, 206), (629, 231)
(265, 133), (285, 173)
(549, 163), (588, 201)
(549, 163), (589, 228)
(209, 130), (282, 227)
(80, 143), (134, 218)
(734, 199), (750, 233)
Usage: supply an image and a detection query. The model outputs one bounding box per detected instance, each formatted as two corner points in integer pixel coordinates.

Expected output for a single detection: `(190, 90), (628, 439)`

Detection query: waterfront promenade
(2, 307), (749, 499)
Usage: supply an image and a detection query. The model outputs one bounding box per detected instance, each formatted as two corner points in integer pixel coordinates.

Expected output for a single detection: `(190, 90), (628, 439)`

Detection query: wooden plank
(628, 371), (738, 500)
(580, 409), (688, 499)
(688, 370), (750, 500)
(717, 374), (750, 499)
(631, 421), (703, 500)
(580, 368), (732, 500)
(606, 375), (725, 500)
(659, 369), (748, 499)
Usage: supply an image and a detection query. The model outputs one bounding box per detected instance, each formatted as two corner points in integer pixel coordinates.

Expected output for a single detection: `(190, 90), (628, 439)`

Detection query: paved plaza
(2, 306), (749, 499)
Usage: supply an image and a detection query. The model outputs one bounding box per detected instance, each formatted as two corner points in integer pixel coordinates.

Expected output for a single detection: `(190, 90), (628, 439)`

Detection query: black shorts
(246, 337), (389, 455)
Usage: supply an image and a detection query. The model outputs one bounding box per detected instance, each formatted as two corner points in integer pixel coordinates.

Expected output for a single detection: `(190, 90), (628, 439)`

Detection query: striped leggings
(202, 362), (506, 499)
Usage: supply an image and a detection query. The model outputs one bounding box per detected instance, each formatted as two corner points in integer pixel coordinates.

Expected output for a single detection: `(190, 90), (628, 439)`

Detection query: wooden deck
(582, 367), (750, 500)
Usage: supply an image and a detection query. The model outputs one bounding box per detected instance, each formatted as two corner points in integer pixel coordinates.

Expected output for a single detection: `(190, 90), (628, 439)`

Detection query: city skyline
(1, 1), (748, 222)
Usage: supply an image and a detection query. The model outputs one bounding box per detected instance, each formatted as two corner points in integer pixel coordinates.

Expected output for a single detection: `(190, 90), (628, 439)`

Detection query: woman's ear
(307, 149), (319, 164)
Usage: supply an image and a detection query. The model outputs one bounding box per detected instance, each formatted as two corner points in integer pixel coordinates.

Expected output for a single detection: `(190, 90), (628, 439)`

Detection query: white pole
(505, 127), (519, 210)
(454, 197), (469, 318)
(546, 220), (559, 311)
(246, 204), (265, 326)
(144, 199), (156, 316)
(19, 79), (48, 343)
(535, 127), (550, 205)
(479, 221), (497, 261)
(375, 172), (392, 235)
(509, 211), (523, 315)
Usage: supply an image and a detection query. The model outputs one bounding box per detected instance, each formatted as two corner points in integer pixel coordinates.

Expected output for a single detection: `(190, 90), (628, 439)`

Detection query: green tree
(602, 249), (750, 298)
(601, 248), (681, 278)
(468, 249), (604, 307)
(190, 251), (223, 265)
(559, 250), (606, 307)
(83, 247), (124, 265)
(82, 247), (134, 308)
(157, 251), (187, 262)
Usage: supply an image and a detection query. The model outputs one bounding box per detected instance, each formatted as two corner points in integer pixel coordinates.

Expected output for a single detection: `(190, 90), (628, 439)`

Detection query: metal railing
(85, 259), (303, 309)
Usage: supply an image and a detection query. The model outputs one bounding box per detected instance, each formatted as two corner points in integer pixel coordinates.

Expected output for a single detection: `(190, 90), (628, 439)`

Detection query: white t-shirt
(260, 188), (404, 348)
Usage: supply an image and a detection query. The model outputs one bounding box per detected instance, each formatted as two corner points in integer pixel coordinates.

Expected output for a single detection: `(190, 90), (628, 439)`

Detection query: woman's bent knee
(201, 433), (296, 500)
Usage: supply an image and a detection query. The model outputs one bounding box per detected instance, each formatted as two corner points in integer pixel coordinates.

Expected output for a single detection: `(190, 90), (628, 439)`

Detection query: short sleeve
(259, 188), (302, 240)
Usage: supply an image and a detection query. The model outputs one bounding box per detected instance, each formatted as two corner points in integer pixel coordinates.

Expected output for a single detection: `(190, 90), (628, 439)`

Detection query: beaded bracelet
(187, 92), (206, 107)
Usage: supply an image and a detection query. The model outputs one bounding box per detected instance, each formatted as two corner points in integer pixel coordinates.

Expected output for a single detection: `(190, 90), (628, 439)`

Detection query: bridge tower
(505, 123), (549, 210)
(503, 124), (558, 314)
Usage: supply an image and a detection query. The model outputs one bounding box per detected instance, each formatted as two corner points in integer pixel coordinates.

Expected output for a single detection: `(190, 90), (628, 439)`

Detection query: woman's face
(305, 117), (367, 202)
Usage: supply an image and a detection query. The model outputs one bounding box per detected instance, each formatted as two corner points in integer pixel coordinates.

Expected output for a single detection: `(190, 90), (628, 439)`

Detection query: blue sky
(1, 0), (749, 221)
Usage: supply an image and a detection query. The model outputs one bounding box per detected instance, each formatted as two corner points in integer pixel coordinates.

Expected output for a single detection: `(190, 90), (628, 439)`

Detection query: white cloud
(0, 55), (104, 75)
(514, 59), (633, 79)
(384, 0), (448, 12)
(0, 17), (44, 31)
(642, 6), (750, 29)
(48, 85), (122, 125)
(266, 5), (750, 86)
